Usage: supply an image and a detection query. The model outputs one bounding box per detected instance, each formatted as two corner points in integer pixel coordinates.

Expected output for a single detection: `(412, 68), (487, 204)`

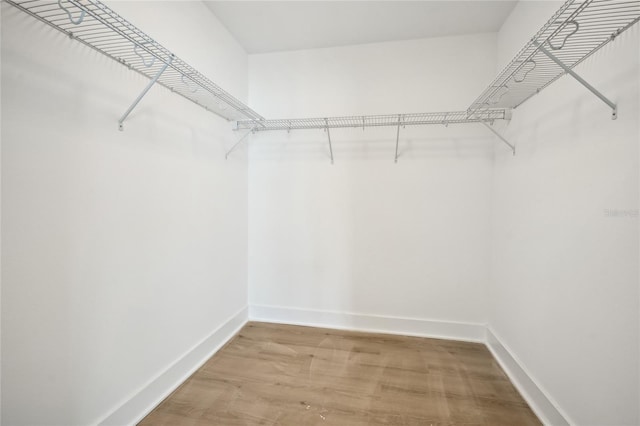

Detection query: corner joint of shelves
(225, 128), (254, 160)
(504, 108), (513, 122)
(480, 121), (515, 156)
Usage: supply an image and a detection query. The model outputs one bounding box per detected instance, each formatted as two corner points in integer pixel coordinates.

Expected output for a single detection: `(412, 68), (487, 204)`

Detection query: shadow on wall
(3, 8), (241, 161)
(248, 125), (498, 163)
(496, 52), (639, 160)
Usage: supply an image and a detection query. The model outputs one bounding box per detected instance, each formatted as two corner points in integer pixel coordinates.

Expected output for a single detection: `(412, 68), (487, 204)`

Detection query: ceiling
(204, 1), (518, 54)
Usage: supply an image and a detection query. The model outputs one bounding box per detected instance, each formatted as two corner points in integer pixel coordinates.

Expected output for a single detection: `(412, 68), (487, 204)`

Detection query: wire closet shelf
(6, 0), (640, 138)
(234, 110), (509, 132)
(468, 0), (640, 118)
(5, 0), (265, 126)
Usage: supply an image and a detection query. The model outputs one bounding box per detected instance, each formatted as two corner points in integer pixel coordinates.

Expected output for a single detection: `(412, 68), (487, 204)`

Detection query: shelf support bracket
(325, 118), (334, 164)
(394, 114), (402, 163)
(535, 42), (617, 120)
(118, 54), (175, 131)
(481, 121), (515, 155)
(225, 129), (253, 159)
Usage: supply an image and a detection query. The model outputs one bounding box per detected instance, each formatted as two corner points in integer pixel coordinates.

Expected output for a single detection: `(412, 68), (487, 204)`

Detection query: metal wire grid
(468, 0), (640, 114)
(5, 0), (265, 124)
(235, 110), (508, 131)
(8, 0), (638, 133)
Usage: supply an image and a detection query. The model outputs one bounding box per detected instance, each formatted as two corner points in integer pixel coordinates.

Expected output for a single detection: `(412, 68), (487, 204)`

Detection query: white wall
(1, 1), (248, 425)
(247, 34), (499, 337)
(0, 4), (3, 423)
(4, 1), (638, 424)
(490, 2), (639, 425)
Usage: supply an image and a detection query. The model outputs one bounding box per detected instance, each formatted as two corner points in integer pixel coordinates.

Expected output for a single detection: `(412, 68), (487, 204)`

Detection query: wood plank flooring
(140, 322), (541, 425)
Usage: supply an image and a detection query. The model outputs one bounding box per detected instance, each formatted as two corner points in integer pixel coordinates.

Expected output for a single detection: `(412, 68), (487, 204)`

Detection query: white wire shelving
(4, 0), (265, 129)
(234, 110), (509, 131)
(230, 109), (513, 163)
(5, 0), (640, 157)
(468, 0), (640, 119)
(232, 0), (640, 160)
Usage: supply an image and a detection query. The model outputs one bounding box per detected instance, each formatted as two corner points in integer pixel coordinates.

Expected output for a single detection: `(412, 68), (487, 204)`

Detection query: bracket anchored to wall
(118, 54), (175, 131)
(324, 118), (334, 164)
(225, 129), (254, 159)
(394, 114), (402, 163)
(534, 42), (617, 119)
(481, 121), (515, 155)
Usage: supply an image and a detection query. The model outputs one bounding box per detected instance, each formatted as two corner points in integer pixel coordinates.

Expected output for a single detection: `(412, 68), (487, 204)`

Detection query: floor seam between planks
(140, 321), (541, 426)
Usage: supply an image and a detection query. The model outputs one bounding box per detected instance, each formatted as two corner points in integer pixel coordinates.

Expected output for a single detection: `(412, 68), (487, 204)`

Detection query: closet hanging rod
(468, 0), (640, 118)
(5, 0), (265, 127)
(234, 109), (509, 132)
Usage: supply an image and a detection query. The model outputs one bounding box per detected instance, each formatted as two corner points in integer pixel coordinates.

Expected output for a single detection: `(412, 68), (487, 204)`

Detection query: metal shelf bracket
(225, 129), (254, 159)
(394, 114), (402, 163)
(325, 118), (334, 164)
(481, 121), (515, 155)
(534, 42), (617, 119)
(118, 54), (175, 131)
(469, 0), (638, 123)
(10, 0), (638, 156)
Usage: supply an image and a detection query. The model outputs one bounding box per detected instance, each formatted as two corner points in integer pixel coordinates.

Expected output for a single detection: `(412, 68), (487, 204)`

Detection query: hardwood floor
(140, 322), (540, 425)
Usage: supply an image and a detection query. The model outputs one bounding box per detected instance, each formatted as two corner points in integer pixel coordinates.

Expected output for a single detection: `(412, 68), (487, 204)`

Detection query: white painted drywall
(4, 1), (638, 424)
(205, 1), (517, 54)
(247, 34), (498, 329)
(0, 3), (3, 424)
(490, 2), (640, 425)
(1, 1), (248, 425)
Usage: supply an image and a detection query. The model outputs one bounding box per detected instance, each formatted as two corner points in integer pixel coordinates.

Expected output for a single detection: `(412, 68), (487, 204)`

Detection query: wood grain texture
(140, 322), (541, 425)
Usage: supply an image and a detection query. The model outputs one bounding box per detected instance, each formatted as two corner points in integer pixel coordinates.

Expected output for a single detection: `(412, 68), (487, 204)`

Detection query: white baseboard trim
(249, 304), (486, 343)
(486, 327), (572, 426)
(98, 306), (249, 426)
(94, 305), (573, 426)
